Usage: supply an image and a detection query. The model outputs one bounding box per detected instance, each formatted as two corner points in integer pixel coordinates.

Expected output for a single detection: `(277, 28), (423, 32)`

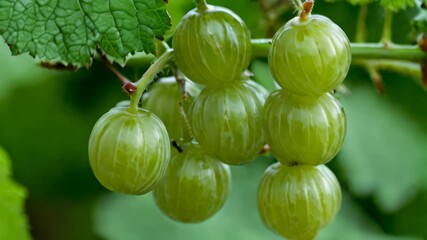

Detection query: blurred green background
(1, 0), (427, 239)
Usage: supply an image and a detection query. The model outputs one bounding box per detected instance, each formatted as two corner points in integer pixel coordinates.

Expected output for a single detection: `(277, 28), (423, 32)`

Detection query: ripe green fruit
(269, 15), (351, 95)
(189, 81), (265, 165)
(142, 77), (201, 142)
(263, 91), (346, 166)
(258, 162), (341, 240)
(173, 5), (252, 85)
(244, 79), (270, 100)
(153, 143), (231, 223)
(88, 107), (171, 195)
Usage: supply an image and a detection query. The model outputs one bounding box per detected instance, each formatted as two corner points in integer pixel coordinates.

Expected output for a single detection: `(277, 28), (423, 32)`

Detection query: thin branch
(100, 55), (131, 85)
(352, 59), (422, 87)
(100, 55), (136, 95)
(251, 39), (427, 62)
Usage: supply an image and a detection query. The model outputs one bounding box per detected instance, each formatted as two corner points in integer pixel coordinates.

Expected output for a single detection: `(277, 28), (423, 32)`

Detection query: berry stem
(299, 0), (314, 22)
(194, 0), (208, 11)
(128, 49), (174, 113)
(380, 10), (393, 47)
(355, 4), (368, 43)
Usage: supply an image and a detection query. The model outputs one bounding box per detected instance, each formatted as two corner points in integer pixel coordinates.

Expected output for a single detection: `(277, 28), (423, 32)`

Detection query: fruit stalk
(300, 0), (314, 22)
(128, 49), (174, 113)
(380, 10), (393, 46)
(194, 0), (208, 11)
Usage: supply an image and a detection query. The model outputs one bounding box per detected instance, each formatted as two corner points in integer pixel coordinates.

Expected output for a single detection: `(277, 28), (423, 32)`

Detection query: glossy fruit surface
(263, 90), (346, 165)
(153, 143), (231, 223)
(258, 163), (341, 240)
(142, 77), (201, 142)
(189, 81), (265, 165)
(88, 107), (170, 195)
(173, 5), (252, 85)
(244, 79), (270, 100)
(269, 15), (351, 95)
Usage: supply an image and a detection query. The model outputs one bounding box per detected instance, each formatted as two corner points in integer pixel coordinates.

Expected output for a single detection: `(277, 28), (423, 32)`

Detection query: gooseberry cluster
(258, 1), (351, 239)
(87, 0), (351, 237)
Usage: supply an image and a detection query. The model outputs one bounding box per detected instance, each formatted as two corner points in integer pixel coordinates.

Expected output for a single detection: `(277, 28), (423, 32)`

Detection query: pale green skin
(142, 77), (201, 142)
(244, 79), (270, 100)
(269, 15), (351, 96)
(263, 91), (346, 166)
(88, 107), (171, 195)
(189, 81), (266, 165)
(153, 143), (231, 223)
(258, 163), (342, 240)
(173, 5), (252, 85)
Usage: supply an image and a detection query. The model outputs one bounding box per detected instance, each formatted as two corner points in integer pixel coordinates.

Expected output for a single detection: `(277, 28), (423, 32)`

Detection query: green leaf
(0, 0), (171, 68)
(337, 71), (427, 213)
(0, 146), (31, 240)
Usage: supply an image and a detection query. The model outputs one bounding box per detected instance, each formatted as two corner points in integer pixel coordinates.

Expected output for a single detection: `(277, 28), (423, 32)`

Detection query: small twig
(174, 69), (194, 141)
(100, 54), (136, 95)
(353, 59), (423, 90)
(366, 65), (385, 94)
(178, 102), (194, 141)
(174, 69), (189, 101)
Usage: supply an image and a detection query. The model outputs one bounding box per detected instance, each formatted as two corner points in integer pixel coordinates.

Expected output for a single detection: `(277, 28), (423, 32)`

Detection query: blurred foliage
(337, 69), (427, 213)
(94, 160), (419, 240)
(0, 146), (31, 240)
(0, 0), (427, 240)
(324, 0), (416, 10)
